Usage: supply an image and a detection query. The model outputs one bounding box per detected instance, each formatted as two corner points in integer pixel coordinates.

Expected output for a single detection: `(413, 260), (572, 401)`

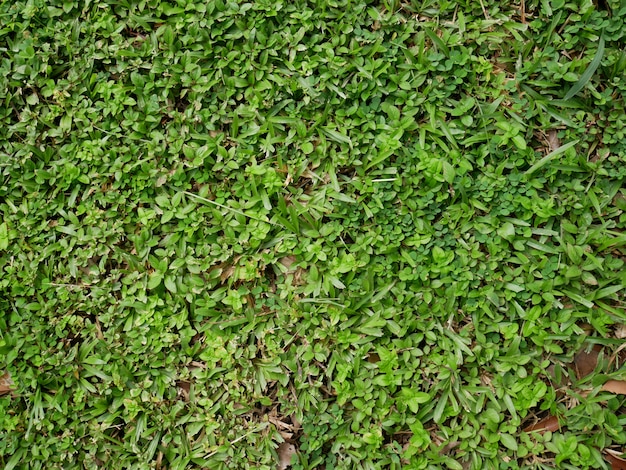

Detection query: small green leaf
(164, 275), (178, 293)
(60, 114), (72, 131)
(497, 222), (515, 241)
(442, 161), (456, 184)
(500, 433), (518, 451)
(511, 134), (527, 150)
(26, 93), (39, 105)
(147, 272), (163, 289)
(0, 223), (8, 250)
(432, 246), (454, 266)
(581, 272), (598, 286)
(301, 142), (314, 154)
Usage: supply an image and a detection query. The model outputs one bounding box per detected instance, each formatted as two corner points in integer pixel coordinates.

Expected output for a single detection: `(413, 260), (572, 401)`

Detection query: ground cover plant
(1, 0), (626, 468)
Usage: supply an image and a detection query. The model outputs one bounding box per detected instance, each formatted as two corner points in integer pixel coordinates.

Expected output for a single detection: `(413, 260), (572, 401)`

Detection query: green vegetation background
(1, 0), (626, 468)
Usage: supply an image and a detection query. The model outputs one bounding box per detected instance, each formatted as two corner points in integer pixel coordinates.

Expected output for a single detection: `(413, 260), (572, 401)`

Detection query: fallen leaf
(574, 344), (602, 379)
(546, 363), (568, 387)
(367, 352), (381, 363)
(279, 256), (297, 271)
(604, 449), (626, 470)
(546, 129), (560, 151)
(220, 264), (236, 283)
(439, 440), (460, 455)
(615, 325), (626, 340)
(524, 414), (561, 433)
(291, 415), (301, 433)
(176, 380), (191, 401)
(277, 442), (297, 470)
(0, 372), (14, 396)
(602, 380), (626, 395)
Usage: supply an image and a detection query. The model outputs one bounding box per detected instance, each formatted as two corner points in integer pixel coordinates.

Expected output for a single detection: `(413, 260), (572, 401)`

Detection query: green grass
(1, 0), (626, 468)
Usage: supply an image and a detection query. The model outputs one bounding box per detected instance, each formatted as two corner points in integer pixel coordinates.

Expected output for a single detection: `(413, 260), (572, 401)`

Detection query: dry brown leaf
(268, 415), (293, 431)
(615, 325), (626, 340)
(602, 380), (626, 395)
(277, 442), (297, 470)
(523, 414), (561, 433)
(291, 414), (301, 433)
(0, 372), (14, 396)
(547, 129), (560, 151)
(279, 256), (297, 271)
(367, 352), (381, 363)
(439, 440), (460, 455)
(604, 449), (626, 470)
(220, 264), (236, 283)
(176, 380), (191, 401)
(574, 344), (602, 379)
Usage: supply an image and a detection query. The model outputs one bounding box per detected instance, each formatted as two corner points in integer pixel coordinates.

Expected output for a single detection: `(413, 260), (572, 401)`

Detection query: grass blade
(524, 139), (579, 176)
(182, 190), (282, 227)
(563, 34), (605, 100)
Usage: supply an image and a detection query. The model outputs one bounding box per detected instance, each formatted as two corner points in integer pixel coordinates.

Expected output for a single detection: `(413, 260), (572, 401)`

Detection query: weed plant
(1, 0), (626, 468)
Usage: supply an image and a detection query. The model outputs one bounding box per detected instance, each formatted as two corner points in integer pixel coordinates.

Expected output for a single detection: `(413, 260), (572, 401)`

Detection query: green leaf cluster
(1, 0), (626, 469)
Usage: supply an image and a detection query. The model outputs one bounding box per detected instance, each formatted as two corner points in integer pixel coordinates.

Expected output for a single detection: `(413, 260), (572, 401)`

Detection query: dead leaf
(291, 267), (306, 287)
(439, 441), (460, 455)
(277, 442), (297, 470)
(574, 344), (602, 379)
(546, 129), (560, 151)
(601, 380), (626, 395)
(367, 352), (380, 363)
(546, 363), (568, 387)
(155, 175), (168, 187)
(0, 372), (14, 396)
(220, 264), (236, 283)
(609, 342), (626, 370)
(176, 380), (191, 401)
(615, 325), (626, 339)
(604, 449), (626, 470)
(523, 414), (561, 433)
(279, 256), (297, 271)
(291, 414), (301, 434)
(268, 415), (293, 431)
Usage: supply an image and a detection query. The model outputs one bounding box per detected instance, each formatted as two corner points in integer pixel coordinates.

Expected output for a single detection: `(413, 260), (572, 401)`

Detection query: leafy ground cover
(1, 0), (626, 468)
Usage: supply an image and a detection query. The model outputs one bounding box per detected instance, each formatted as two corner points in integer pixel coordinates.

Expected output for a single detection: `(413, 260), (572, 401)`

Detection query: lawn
(1, 0), (626, 468)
